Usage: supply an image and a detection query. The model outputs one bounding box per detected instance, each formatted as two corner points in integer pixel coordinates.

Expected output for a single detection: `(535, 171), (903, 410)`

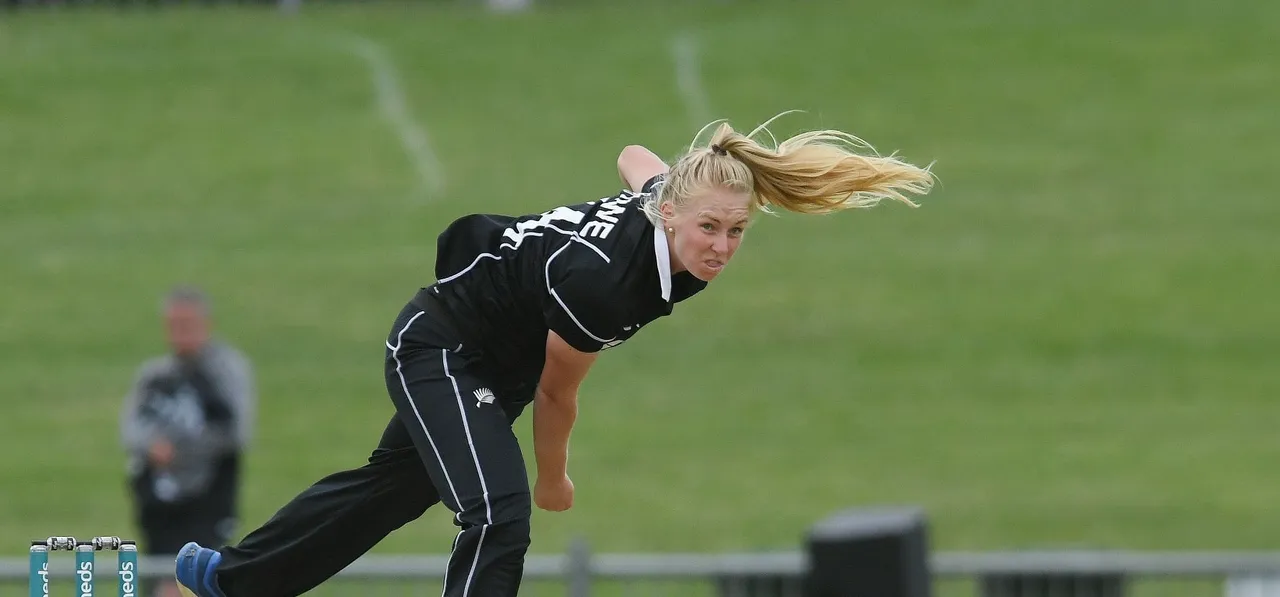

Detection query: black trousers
(216, 299), (535, 597)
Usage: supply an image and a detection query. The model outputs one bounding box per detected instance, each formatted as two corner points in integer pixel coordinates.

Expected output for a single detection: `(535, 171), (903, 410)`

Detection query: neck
(667, 237), (686, 273)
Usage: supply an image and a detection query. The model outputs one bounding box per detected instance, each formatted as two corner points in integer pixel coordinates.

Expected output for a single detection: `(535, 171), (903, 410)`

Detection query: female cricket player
(175, 114), (936, 597)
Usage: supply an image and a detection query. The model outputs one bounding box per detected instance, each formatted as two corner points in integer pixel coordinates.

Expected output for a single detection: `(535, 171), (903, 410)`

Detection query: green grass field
(2, 0), (1278, 594)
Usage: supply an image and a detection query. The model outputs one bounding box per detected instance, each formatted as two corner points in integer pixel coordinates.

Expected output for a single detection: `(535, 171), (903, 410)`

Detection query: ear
(659, 200), (676, 221)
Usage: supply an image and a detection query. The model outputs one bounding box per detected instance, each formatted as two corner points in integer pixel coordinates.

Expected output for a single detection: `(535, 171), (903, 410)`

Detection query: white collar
(653, 224), (673, 302)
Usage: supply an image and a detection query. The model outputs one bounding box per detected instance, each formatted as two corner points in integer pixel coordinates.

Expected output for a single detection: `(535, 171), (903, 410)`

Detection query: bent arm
(617, 145), (669, 192)
(533, 330), (598, 480)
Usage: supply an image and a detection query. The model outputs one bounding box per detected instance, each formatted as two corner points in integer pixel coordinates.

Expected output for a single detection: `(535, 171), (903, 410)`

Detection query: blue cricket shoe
(175, 541), (227, 597)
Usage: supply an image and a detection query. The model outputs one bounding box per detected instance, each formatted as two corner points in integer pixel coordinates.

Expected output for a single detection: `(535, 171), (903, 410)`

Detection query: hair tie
(710, 144), (727, 156)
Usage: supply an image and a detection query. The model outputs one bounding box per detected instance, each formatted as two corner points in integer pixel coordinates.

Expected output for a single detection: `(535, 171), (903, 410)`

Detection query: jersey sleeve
(543, 241), (624, 353)
(640, 174), (666, 195)
(618, 174), (665, 200)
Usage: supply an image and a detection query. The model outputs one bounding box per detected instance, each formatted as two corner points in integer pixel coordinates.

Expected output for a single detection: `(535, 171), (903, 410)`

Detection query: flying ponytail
(644, 112), (936, 222)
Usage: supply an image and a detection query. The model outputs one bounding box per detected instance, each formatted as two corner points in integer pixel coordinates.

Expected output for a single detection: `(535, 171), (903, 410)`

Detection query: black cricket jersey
(420, 176), (706, 388)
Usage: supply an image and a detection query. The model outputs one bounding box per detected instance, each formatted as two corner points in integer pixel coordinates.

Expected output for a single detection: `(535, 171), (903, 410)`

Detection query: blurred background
(2, 0), (1277, 595)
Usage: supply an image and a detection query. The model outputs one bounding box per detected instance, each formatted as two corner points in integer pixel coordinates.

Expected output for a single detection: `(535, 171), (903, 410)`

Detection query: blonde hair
(642, 112), (936, 223)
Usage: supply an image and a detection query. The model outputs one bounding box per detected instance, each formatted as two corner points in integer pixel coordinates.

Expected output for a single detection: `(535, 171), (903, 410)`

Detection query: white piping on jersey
(570, 234), (610, 263)
(438, 252), (502, 284)
(653, 224), (673, 302)
(545, 242), (615, 344)
(436, 225), (590, 285)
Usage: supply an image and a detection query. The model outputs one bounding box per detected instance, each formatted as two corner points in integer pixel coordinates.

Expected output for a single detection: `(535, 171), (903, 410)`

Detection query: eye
(729, 227), (744, 237)
(700, 222), (715, 232)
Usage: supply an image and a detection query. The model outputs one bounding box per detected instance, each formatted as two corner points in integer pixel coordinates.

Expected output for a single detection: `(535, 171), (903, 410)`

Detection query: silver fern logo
(473, 388), (495, 408)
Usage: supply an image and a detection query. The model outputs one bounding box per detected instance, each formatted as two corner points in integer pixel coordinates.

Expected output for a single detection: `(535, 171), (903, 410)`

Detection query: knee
(495, 514), (531, 551)
(492, 490), (531, 523)
(463, 491), (530, 541)
(488, 492), (531, 554)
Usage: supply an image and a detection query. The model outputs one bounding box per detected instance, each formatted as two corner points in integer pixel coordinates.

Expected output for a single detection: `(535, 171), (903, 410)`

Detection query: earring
(666, 227), (674, 234)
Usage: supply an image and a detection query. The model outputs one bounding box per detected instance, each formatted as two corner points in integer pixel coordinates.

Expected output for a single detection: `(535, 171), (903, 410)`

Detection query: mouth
(703, 259), (724, 272)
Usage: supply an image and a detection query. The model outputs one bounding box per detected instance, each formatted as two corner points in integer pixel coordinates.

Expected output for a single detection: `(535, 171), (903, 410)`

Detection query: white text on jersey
(581, 196), (633, 240)
(502, 206), (586, 250)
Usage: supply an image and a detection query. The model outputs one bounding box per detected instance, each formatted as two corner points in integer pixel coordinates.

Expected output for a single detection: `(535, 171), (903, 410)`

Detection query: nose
(711, 233), (729, 255)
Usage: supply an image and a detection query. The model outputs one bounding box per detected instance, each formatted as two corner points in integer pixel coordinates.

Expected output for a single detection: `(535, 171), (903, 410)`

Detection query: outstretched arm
(532, 330), (598, 510)
(617, 145), (669, 192)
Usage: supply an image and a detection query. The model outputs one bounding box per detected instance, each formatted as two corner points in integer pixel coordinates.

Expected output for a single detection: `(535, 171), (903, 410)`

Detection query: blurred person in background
(120, 286), (256, 597)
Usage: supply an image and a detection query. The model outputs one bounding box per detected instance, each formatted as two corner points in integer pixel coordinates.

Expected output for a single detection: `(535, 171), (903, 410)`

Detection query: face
(165, 302), (209, 358)
(663, 187), (752, 282)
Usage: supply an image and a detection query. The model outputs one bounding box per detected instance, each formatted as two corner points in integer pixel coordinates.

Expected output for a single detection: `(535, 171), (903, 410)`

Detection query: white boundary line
(344, 34), (446, 197)
(670, 31), (713, 131)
